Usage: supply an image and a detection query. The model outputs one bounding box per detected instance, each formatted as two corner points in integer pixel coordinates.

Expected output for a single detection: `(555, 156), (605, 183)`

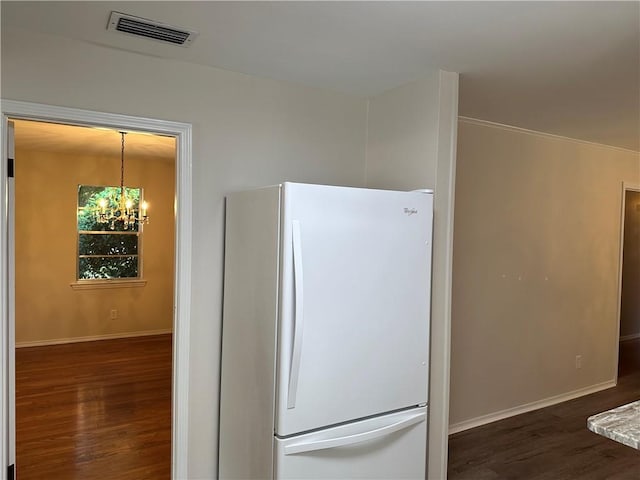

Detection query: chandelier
(94, 131), (149, 230)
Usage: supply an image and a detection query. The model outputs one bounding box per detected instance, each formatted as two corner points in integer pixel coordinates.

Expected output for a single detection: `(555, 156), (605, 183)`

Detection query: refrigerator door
(274, 407), (427, 479)
(276, 183), (432, 436)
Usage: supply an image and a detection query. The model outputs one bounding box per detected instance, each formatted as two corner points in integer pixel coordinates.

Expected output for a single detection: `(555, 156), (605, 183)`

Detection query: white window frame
(76, 185), (144, 282)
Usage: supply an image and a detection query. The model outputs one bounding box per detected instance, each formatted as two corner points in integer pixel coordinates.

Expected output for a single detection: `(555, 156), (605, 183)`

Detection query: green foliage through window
(77, 185), (141, 280)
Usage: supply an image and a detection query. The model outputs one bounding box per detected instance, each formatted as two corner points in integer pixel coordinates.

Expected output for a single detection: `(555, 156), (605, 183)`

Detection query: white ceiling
(2, 1), (639, 151)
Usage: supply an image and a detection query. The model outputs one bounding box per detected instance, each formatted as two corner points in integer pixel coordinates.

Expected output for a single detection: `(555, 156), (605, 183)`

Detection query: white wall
(1, 27), (367, 478)
(366, 71), (459, 480)
(450, 118), (640, 430)
(366, 74), (440, 190)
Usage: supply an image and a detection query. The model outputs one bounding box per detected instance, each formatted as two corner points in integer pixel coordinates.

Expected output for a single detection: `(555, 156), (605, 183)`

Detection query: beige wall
(15, 140), (175, 344)
(365, 71), (459, 480)
(450, 118), (640, 428)
(620, 190), (640, 338)
(2, 26), (367, 478)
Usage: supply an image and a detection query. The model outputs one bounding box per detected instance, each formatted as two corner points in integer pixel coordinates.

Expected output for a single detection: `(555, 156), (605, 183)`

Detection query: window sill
(70, 279), (147, 290)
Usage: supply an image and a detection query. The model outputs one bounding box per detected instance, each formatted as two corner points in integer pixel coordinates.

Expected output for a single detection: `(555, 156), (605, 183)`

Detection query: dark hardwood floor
(15, 334), (172, 480)
(448, 339), (640, 479)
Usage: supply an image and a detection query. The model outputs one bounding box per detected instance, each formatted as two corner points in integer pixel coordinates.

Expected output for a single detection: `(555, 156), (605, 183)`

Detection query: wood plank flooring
(448, 339), (640, 479)
(15, 334), (172, 480)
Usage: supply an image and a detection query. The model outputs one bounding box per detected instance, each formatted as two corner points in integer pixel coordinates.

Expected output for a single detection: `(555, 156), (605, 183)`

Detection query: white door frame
(6, 121), (15, 480)
(0, 99), (192, 480)
(614, 182), (640, 383)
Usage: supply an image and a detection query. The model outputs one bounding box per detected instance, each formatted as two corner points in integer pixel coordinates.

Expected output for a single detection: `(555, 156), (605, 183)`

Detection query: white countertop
(587, 400), (640, 450)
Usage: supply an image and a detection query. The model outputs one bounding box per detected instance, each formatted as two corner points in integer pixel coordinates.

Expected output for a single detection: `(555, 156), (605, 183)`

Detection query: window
(77, 185), (142, 280)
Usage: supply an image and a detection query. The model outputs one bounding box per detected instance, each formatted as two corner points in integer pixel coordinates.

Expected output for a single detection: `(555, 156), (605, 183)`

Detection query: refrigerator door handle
(283, 410), (426, 455)
(287, 220), (304, 409)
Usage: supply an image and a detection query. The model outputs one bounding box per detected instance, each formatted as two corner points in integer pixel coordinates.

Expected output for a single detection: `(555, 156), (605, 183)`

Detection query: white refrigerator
(218, 182), (433, 479)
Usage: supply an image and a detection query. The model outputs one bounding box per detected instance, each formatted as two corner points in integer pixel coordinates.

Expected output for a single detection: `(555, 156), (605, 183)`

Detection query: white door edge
(0, 99), (193, 480)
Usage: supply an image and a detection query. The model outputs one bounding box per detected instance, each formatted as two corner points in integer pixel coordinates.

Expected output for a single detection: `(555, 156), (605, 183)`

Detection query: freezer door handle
(283, 410), (426, 455)
(287, 220), (304, 409)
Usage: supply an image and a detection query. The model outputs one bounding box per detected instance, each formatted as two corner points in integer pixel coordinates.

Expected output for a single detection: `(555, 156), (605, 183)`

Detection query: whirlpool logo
(403, 207), (418, 216)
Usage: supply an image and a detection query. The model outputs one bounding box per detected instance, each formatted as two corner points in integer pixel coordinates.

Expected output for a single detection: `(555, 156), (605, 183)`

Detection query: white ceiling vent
(107, 11), (198, 47)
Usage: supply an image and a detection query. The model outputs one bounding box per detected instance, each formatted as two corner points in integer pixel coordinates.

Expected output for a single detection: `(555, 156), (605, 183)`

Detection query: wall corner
(427, 69), (459, 480)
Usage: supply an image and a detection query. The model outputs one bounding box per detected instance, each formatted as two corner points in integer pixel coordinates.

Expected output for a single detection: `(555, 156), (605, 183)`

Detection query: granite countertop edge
(587, 400), (640, 450)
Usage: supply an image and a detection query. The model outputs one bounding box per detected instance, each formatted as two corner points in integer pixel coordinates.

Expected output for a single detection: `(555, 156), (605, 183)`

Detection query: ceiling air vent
(107, 11), (198, 47)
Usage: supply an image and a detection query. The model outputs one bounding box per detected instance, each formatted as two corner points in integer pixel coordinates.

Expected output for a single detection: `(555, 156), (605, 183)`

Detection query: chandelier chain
(120, 131), (126, 191)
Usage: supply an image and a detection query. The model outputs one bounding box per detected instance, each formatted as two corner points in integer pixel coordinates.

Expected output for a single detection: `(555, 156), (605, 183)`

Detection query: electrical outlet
(575, 355), (582, 369)
(110, 309), (118, 320)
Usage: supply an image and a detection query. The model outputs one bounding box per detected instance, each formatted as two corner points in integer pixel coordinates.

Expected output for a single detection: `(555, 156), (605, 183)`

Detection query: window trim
(70, 279), (147, 290)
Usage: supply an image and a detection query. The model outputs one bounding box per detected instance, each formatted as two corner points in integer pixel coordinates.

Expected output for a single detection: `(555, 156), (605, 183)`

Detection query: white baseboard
(620, 333), (640, 342)
(16, 329), (173, 348)
(448, 379), (617, 435)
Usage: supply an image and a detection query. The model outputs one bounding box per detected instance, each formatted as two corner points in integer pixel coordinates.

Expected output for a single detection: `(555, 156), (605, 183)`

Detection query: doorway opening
(1, 100), (192, 479)
(617, 186), (640, 381)
(13, 119), (175, 478)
